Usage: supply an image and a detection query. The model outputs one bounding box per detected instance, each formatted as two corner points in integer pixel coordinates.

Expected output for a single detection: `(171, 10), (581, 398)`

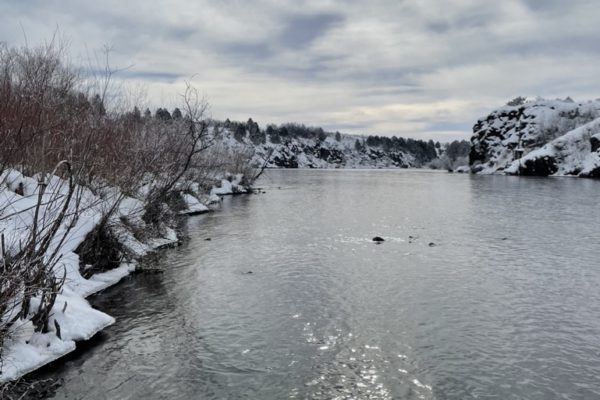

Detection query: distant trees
(429, 140), (471, 170)
(267, 125), (281, 143)
(215, 117), (443, 165)
(247, 118), (265, 144)
(155, 107), (172, 121)
(234, 124), (246, 142)
(172, 107), (183, 119)
(363, 135), (437, 163)
(445, 140), (471, 162)
(354, 139), (363, 151)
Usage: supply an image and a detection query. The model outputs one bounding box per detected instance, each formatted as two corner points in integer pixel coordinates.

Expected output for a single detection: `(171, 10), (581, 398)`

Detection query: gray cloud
(1, 0), (599, 141)
(279, 12), (344, 49)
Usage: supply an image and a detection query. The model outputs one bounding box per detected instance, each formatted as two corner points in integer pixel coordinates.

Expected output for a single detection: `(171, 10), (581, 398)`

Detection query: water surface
(46, 170), (600, 399)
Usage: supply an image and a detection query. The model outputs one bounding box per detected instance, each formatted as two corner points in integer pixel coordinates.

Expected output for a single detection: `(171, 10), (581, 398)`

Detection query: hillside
(213, 120), (440, 169)
(469, 98), (600, 177)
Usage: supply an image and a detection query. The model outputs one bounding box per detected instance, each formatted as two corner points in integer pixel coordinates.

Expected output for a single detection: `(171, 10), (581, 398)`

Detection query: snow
(210, 175), (247, 196)
(471, 98), (600, 177)
(179, 193), (209, 215)
(504, 117), (600, 176)
(0, 320), (75, 382)
(213, 128), (414, 169)
(0, 167), (234, 383)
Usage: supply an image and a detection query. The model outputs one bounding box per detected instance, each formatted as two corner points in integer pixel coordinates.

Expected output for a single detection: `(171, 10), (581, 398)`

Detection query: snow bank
(210, 174), (247, 196)
(0, 169), (221, 383)
(179, 193), (209, 215)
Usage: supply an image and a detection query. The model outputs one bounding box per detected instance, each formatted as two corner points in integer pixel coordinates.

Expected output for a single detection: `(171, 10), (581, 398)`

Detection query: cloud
(1, 0), (599, 141)
(279, 12), (344, 49)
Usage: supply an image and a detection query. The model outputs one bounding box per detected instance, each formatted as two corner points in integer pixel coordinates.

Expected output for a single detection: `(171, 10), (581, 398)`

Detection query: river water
(45, 170), (600, 399)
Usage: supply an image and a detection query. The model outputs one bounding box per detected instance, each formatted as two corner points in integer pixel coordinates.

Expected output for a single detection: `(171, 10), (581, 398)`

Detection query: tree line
(212, 118), (463, 165)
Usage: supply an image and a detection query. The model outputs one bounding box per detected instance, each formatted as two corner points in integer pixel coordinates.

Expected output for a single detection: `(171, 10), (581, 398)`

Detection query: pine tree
(354, 139), (363, 152)
(172, 107), (183, 119)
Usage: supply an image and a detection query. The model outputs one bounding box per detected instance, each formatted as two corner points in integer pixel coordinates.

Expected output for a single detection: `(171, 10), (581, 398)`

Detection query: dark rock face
(264, 140), (412, 168)
(318, 147), (345, 164)
(271, 155), (299, 168)
(580, 166), (600, 178)
(515, 156), (558, 176)
(591, 135), (600, 152)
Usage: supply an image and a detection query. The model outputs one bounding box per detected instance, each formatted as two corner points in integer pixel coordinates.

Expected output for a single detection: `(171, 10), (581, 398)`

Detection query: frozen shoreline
(0, 172), (248, 384)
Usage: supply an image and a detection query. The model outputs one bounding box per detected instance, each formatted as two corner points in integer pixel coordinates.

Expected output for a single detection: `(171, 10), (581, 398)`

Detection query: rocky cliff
(216, 127), (437, 169)
(469, 99), (600, 177)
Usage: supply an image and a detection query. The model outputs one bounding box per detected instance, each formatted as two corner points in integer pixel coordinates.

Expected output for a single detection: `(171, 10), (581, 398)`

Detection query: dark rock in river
(372, 236), (385, 243)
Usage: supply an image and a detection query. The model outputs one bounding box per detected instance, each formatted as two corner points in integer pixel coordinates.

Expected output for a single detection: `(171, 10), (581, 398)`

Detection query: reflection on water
(41, 170), (600, 399)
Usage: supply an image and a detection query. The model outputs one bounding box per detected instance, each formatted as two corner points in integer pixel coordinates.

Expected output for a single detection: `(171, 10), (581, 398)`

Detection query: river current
(45, 170), (600, 399)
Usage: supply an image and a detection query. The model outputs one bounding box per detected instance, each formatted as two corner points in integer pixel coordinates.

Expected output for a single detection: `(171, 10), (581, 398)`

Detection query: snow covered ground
(0, 168), (230, 383)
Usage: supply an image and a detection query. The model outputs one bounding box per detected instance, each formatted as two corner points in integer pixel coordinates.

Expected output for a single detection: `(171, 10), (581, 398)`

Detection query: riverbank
(0, 170), (250, 385)
(23, 169), (600, 400)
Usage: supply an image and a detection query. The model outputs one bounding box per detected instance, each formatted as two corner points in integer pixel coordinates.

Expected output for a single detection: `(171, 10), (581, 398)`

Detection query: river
(43, 170), (600, 399)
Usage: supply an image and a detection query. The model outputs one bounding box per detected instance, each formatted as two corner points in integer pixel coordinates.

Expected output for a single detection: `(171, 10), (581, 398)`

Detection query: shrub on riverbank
(0, 39), (256, 381)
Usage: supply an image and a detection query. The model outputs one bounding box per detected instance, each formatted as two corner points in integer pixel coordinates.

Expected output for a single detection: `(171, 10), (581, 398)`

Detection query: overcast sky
(2, 0), (599, 141)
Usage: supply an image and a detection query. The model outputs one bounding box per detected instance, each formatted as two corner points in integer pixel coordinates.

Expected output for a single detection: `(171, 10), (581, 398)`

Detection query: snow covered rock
(179, 193), (209, 215)
(470, 99), (600, 177)
(454, 165), (470, 174)
(215, 129), (417, 169)
(504, 118), (600, 177)
(210, 175), (247, 196)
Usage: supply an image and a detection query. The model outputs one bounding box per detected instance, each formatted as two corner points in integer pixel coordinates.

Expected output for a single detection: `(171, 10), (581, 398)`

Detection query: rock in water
(372, 236), (385, 243)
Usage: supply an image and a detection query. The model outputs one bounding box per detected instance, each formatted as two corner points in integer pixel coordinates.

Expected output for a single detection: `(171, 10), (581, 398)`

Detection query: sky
(1, 0), (600, 141)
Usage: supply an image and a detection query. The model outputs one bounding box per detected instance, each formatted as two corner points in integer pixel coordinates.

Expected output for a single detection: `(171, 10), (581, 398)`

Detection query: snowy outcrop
(504, 118), (600, 177)
(469, 99), (600, 177)
(217, 131), (415, 169)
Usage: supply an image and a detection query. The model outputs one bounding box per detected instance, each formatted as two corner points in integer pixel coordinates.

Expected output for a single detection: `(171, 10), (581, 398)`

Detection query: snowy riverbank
(0, 170), (248, 383)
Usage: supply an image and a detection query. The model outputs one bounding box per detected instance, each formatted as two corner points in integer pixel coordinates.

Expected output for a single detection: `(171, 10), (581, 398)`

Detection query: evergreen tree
(234, 124), (246, 142)
(172, 107), (183, 119)
(335, 131), (341, 141)
(155, 108), (172, 121)
(354, 139), (363, 152)
(132, 106), (142, 122)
